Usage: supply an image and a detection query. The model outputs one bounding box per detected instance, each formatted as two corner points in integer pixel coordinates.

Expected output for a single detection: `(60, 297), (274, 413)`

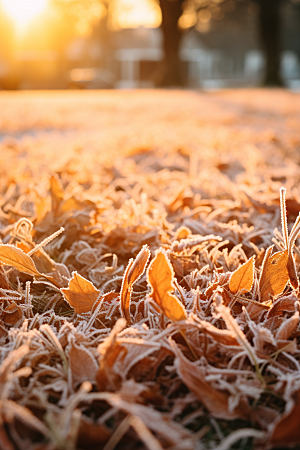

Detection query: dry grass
(0, 89), (300, 450)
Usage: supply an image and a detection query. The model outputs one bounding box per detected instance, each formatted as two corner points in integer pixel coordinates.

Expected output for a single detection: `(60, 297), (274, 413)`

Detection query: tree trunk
(156, 0), (185, 87)
(257, 0), (284, 86)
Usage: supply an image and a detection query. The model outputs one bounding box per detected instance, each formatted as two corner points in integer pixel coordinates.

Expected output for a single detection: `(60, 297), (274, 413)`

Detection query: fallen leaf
(50, 174), (64, 214)
(0, 266), (11, 290)
(120, 245), (150, 323)
(147, 250), (187, 322)
(77, 416), (111, 449)
(275, 311), (299, 341)
(197, 320), (240, 346)
(259, 246), (289, 303)
(1, 302), (23, 327)
(287, 253), (299, 290)
(0, 244), (40, 277)
(96, 319), (127, 391)
(61, 271), (100, 314)
(69, 343), (98, 385)
(270, 391), (300, 446)
(229, 255), (255, 294)
(172, 341), (247, 419)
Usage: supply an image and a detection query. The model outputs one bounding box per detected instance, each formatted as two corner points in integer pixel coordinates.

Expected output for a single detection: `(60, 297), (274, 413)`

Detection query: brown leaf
(120, 245), (150, 323)
(1, 302), (23, 327)
(197, 320), (240, 346)
(172, 341), (247, 420)
(259, 246), (289, 303)
(287, 253), (299, 290)
(69, 343), (98, 385)
(147, 250), (187, 322)
(0, 244), (40, 277)
(61, 272), (100, 314)
(275, 311), (299, 341)
(268, 294), (297, 318)
(0, 266), (11, 290)
(96, 319), (127, 391)
(77, 417), (111, 449)
(271, 391), (300, 446)
(229, 256), (255, 295)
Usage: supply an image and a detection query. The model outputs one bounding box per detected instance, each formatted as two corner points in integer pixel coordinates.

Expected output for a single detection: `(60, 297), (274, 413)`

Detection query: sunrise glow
(111, 0), (161, 29)
(1, 0), (48, 31)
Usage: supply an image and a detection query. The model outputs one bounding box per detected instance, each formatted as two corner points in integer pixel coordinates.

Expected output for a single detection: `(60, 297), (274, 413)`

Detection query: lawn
(0, 89), (300, 450)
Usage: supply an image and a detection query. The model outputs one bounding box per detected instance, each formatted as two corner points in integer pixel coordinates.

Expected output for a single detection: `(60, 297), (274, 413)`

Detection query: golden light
(111, 0), (161, 29)
(1, 0), (48, 32)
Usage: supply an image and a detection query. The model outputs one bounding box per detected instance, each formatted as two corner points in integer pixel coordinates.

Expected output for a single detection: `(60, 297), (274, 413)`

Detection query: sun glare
(112, 0), (161, 29)
(1, 0), (48, 31)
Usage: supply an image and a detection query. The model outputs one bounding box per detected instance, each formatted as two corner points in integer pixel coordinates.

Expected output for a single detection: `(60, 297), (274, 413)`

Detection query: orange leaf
(287, 253), (299, 290)
(259, 246), (289, 303)
(120, 245), (150, 323)
(147, 250), (187, 322)
(61, 272), (100, 314)
(229, 256), (255, 295)
(0, 245), (40, 277)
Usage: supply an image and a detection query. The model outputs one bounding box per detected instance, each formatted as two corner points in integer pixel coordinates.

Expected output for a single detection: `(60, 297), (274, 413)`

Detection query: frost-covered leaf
(229, 255), (255, 294)
(259, 246), (289, 303)
(275, 311), (299, 341)
(61, 271), (100, 314)
(0, 244), (40, 277)
(120, 245), (150, 323)
(69, 343), (98, 385)
(147, 250), (187, 322)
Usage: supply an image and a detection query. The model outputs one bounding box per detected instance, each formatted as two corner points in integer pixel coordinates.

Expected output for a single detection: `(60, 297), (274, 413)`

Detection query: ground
(0, 89), (300, 450)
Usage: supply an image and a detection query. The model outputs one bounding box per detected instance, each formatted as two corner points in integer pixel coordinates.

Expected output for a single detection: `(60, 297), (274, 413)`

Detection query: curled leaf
(147, 250), (187, 322)
(259, 246), (289, 303)
(120, 245), (150, 323)
(229, 255), (255, 295)
(287, 253), (299, 290)
(61, 271), (100, 314)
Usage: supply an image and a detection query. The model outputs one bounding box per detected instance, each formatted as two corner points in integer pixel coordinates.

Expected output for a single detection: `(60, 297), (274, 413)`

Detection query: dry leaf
(270, 391), (300, 446)
(0, 244), (40, 277)
(61, 271), (100, 314)
(77, 416), (111, 449)
(50, 174), (64, 214)
(120, 245), (150, 323)
(229, 255), (255, 294)
(172, 341), (247, 419)
(69, 343), (98, 385)
(287, 253), (299, 290)
(275, 311), (299, 341)
(96, 319), (127, 391)
(1, 302), (23, 327)
(259, 246), (289, 303)
(147, 250), (187, 322)
(197, 319), (240, 346)
(0, 266), (11, 290)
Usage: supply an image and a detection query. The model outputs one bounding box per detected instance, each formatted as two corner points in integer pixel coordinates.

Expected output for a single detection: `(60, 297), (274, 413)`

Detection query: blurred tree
(155, 0), (300, 87)
(156, 0), (185, 86)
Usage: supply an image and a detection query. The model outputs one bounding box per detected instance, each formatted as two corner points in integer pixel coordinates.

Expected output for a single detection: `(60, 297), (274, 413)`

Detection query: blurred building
(0, 1), (299, 90)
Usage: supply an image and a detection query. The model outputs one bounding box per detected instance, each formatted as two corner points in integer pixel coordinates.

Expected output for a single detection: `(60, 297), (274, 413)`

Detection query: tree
(155, 0), (297, 87)
(156, 0), (185, 86)
(257, 0), (283, 85)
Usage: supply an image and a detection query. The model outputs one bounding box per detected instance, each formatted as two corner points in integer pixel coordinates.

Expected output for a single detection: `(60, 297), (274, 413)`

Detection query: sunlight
(111, 0), (161, 29)
(1, 0), (48, 32)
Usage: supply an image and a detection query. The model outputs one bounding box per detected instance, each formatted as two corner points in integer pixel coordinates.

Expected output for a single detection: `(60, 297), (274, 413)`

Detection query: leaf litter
(1, 91), (300, 450)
